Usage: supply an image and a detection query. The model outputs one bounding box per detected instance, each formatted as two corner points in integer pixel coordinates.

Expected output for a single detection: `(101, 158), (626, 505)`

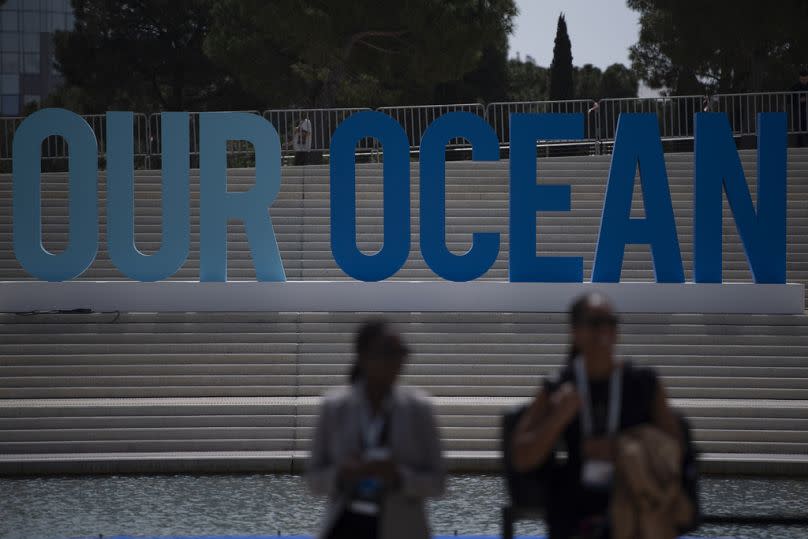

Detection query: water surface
(2, 474), (807, 539)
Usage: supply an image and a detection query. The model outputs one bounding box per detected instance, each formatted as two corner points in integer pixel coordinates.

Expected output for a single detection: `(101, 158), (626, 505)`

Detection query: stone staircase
(0, 149), (806, 475)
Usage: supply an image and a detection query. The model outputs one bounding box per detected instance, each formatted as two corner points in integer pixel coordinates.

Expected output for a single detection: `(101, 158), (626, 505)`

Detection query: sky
(508, 0), (658, 96)
(509, 0), (640, 68)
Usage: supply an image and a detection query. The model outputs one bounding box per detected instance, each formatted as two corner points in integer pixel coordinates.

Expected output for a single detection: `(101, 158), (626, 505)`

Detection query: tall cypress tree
(549, 13), (574, 100)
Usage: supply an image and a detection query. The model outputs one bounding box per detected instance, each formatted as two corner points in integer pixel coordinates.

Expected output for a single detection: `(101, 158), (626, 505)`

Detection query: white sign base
(0, 281), (803, 314)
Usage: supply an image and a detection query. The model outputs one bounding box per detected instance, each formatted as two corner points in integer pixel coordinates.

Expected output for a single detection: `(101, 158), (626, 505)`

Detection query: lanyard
(361, 411), (386, 450)
(358, 388), (391, 450)
(573, 357), (622, 437)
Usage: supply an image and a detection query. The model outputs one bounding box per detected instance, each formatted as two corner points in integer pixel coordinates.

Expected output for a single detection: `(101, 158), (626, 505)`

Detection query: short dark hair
(569, 292), (615, 327)
(566, 292), (617, 363)
(355, 319), (389, 359)
(349, 319), (408, 382)
(799, 69), (808, 77)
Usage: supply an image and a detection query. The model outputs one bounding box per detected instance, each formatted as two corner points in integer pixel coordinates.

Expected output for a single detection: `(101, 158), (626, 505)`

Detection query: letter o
(330, 111), (410, 281)
(12, 108), (98, 281)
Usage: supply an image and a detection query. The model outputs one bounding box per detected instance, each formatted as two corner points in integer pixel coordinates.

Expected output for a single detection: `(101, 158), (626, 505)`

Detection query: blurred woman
(511, 293), (682, 539)
(306, 319), (445, 539)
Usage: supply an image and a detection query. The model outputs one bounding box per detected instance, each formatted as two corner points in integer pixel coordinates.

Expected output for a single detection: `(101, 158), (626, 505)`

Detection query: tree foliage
(599, 63), (639, 99)
(548, 13), (573, 100)
(49, 0), (639, 112)
(434, 33), (512, 105)
(629, 0), (808, 94)
(507, 54), (549, 101)
(53, 0), (259, 112)
(204, 0), (517, 108)
(574, 63), (600, 101)
(50, 0), (515, 112)
(507, 56), (637, 102)
(574, 63), (638, 100)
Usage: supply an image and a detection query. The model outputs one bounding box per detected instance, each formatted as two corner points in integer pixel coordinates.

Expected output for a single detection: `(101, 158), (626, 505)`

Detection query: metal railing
(378, 103), (486, 150)
(0, 113), (150, 166)
(487, 99), (599, 146)
(264, 107), (371, 153)
(596, 95), (706, 141)
(711, 91), (808, 136)
(148, 111), (261, 168)
(2, 91), (808, 169)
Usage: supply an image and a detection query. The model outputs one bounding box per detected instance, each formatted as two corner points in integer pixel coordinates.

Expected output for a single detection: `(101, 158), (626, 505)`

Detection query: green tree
(205, 0), (517, 108)
(571, 63), (638, 100)
(53, 0), (256, 112)
(548, 13), (574, 100)
(506, 54), (549, 101)
(434, 33), (511, 104)
(628, 0), (808, 94)
(574, 64), (601, 100)
(599, 63), (639, 99)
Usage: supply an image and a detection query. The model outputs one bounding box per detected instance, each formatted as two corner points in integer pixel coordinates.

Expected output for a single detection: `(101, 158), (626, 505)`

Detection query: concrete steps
(1, 396), (808, 475)
(1, 310), (808, 474)
(0, 149), (807, 474)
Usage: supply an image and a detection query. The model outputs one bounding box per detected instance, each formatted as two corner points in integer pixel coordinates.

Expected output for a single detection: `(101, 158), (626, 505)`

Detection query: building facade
(0, 0), (74, 116)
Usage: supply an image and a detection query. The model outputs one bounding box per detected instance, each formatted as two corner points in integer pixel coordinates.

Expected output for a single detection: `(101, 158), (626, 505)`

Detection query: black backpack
(501, 403), (557, 509)
(677, 412), (702, 533)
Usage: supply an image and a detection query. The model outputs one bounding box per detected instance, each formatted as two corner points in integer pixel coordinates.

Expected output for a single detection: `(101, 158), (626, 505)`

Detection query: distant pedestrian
(306, 319), (445, 539)
(293, 115), (313, 165)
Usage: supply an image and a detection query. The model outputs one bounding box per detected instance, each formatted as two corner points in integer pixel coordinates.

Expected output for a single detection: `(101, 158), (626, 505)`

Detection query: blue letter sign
(509, 113), (584, 282)
(593, 113), (684, 283)
(694, 112), (787, 284)
(420, 112), (500, 281)
(12, 108), (98, 281)
(330, 111), (411, 281)
(107, 112), (190, 281)
(199, 112), (285, 282)
(6, 108), (789, 285)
